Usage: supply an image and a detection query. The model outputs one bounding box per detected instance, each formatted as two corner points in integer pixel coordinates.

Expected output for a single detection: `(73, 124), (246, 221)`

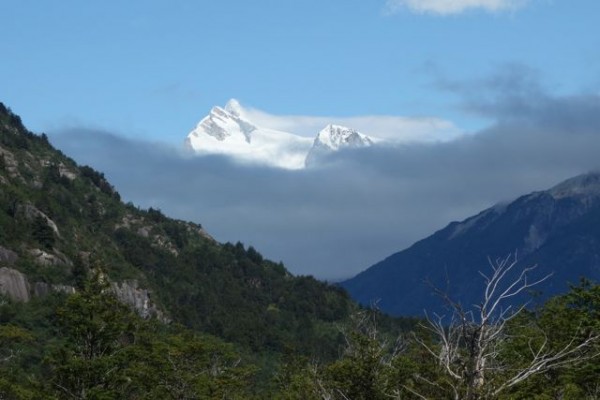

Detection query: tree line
(1, 256), (599, 399)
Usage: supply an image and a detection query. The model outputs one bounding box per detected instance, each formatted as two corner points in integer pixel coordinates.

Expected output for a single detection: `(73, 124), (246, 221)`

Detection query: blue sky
(3, 0), (599, 141)
(3, 1), (600, 279)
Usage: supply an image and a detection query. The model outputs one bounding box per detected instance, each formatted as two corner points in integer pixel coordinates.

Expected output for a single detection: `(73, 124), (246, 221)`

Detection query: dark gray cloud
(49, 76), (600, 280)
(436, 64), (600, 127)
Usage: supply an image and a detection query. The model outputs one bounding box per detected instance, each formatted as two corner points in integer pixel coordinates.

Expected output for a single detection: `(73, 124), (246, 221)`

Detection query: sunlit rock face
(0, 267), (30, 302)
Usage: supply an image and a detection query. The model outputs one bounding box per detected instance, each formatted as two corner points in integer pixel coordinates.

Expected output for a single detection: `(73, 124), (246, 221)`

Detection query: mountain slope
(340, 172), (600, 316)
(0, 102), (357, 357)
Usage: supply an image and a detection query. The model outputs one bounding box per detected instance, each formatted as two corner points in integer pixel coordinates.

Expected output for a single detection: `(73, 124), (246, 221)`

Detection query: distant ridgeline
(341, 171), (600, 317)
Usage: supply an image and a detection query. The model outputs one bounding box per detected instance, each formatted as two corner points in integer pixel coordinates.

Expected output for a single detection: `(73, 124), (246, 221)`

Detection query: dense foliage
(0, 274), (258, 399)
(1, 280), (599, 399)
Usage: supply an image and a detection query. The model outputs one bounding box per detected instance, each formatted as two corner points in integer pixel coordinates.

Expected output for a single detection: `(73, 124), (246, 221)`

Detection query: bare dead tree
(413, 253), (600, 400)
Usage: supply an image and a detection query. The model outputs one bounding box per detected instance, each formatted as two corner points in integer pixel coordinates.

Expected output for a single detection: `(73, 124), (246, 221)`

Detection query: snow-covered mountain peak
(315, 124), (374, 150)
(549, 171), (600, 199)
(186, 100), (380, 169)
(185, 101), (312, 169)
(191, 104), (256, 143)
(224, 98), (243, 117)
(303, 124), (374, 167)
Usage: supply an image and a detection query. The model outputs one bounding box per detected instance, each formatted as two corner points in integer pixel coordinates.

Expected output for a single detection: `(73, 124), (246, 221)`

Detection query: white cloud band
(385, 0), (527, 15)
(234, 102), (463, 143)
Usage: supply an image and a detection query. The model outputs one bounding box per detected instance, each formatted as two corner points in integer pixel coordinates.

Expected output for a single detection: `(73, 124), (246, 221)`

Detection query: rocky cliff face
(111, 280), (168, 321)
(0, 265), (166, 320)
(0, 267), (31, 302)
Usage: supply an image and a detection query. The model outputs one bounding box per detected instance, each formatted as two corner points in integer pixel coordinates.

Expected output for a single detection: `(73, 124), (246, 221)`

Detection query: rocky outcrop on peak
(185, 222), (214, 242)
(111, 280), (168, 322)
(28, 248), (73, 267)
(116, 214), (180, 256)
(19, 203), (60, 236)
(40, 159), (78, 181)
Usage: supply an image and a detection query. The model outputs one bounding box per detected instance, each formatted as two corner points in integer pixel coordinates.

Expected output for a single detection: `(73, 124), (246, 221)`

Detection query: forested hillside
(1, 103), (599, 399)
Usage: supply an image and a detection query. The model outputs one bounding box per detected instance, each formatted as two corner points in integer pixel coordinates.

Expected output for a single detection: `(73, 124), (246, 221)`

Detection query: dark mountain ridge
(341, 171), (600, 316)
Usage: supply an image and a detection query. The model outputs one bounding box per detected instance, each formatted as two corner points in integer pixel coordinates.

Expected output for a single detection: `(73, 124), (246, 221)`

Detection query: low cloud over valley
(50, 72), (600, 280)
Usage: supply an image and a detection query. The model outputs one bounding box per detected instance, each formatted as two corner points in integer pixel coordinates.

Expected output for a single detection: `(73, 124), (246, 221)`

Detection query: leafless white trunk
(415, 253), (600, 400)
